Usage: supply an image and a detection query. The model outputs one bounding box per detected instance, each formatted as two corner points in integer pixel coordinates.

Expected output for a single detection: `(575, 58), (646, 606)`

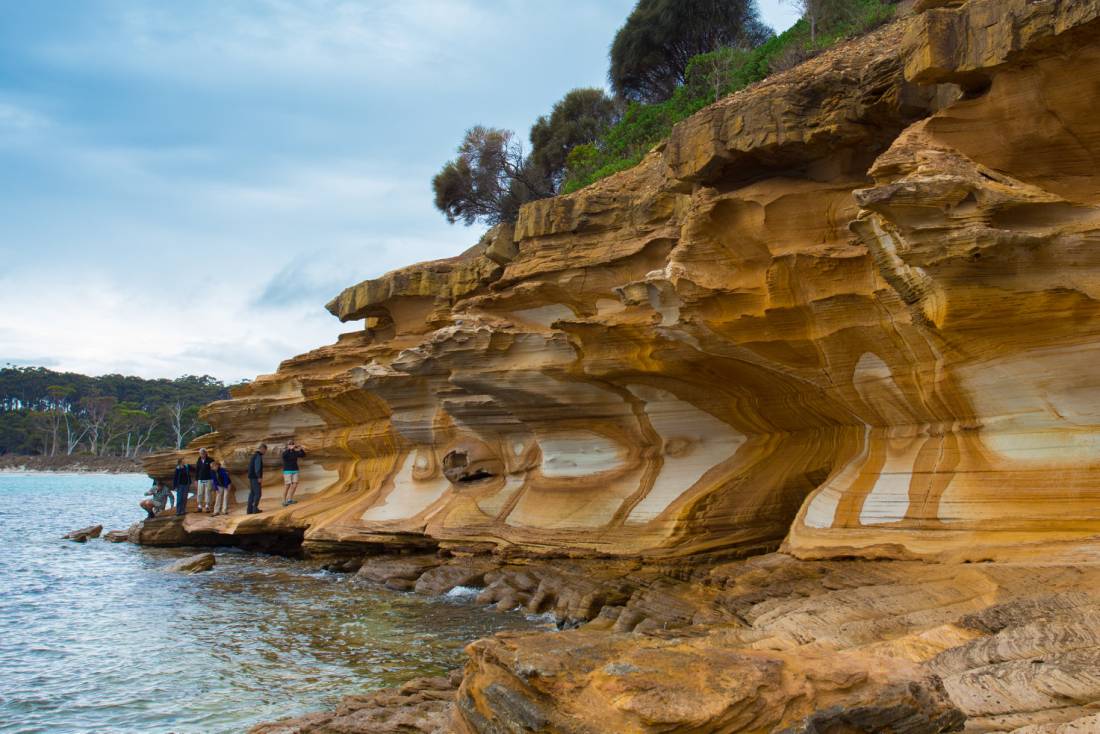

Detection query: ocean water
(0, 473), (542, 734)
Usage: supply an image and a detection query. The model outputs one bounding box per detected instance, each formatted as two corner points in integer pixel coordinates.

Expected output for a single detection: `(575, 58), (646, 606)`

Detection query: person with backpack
(173, 459), (193, 516)
(212, 460), (233, 516)
(246, 444), (267, 514)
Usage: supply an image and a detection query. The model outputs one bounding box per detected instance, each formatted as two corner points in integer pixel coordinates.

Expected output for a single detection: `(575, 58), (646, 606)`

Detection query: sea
(0, 473), (544, 734)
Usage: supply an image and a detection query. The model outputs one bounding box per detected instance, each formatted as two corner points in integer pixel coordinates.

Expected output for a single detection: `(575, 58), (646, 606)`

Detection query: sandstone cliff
(145, 1), (1100, 731)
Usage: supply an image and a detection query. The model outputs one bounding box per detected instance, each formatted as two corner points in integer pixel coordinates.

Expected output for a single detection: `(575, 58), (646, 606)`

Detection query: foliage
(609, 0), (772, 104)
(529, 88), (619, 192)
(781, 0), (891, 44)
(432, 126), (552, 227)
(0, 366), (239, 457)
(565, 0), (895, 193)
(563, 89), (711, 192)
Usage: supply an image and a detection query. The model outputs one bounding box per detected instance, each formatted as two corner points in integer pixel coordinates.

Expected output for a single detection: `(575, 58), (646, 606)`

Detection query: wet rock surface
(249, 671), (462, 734)
(62, 524), (102, 542)
(165, 552), (215, 574)
(251, 550), (1100, 733)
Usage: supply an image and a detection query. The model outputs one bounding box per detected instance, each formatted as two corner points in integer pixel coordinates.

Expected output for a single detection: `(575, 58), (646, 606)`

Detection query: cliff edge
(148, 0), (1100, 565)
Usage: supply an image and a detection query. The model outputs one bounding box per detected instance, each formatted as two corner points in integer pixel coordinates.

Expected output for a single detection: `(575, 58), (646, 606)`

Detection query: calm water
(0, 473), (543, 734)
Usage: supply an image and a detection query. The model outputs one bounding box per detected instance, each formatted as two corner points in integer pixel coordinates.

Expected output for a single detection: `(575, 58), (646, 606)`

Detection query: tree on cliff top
(432, 126), (552, 227)
(529, 88), (619, 193)
(609, 0), (772, 103)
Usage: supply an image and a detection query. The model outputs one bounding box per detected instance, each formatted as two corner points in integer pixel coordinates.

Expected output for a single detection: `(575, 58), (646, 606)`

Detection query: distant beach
(0, 454), (142, 473)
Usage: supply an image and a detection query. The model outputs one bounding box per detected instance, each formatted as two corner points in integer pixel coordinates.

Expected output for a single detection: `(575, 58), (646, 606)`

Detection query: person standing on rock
(211, 460), (233, 516)
(173, 459), (193, 516)
(281, 439), (306, 507)
(246, 444), (267, 514)
(194, 447), (215, 513)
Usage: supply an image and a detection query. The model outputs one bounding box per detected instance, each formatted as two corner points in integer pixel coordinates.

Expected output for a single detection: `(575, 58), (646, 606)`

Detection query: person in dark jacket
(194, 447), (215, 513)
(246, 444), (268, 514)
(281, 439), (306, 507)
(173, 459), (193, 516)
(211, 460), (233, 516)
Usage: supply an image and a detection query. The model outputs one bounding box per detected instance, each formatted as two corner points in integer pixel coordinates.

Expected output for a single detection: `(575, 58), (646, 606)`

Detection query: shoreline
(0, 469), (148, 476)
(0, 455), (144, 474)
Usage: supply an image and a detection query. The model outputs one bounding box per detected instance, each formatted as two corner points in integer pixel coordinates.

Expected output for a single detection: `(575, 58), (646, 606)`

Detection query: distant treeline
(0, 366), (244, 457)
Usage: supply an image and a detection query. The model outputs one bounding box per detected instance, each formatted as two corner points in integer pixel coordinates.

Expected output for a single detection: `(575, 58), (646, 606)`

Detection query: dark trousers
(247, 478), (262, 513)
(175, 486), (189, 515)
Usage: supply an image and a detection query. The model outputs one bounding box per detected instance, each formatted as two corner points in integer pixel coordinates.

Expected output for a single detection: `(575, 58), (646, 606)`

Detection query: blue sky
(1, 1), (800, 382)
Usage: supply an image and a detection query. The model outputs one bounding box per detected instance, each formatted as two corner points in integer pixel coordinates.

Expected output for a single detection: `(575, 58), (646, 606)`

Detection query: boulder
(103, 530), (130, 543)
(62, 524), (102, 542)
(356, 554), (443, 586)
(320, 558), (364, 573)
(413, 558), (500, 596)
(128, 517), (190, 546)
(165, 552), (215, 574)
(250, 671), (462, 734)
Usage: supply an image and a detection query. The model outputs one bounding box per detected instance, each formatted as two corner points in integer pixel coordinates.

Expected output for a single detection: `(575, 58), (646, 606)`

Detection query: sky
(1, 1), (801, 383)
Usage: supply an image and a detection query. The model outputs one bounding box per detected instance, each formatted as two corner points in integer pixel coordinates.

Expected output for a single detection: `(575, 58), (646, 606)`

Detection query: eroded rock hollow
(146, 1), (1100, 731)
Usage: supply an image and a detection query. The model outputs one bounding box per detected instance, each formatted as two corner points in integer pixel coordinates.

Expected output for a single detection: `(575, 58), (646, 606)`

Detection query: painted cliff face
(149, 0), (1100, 561)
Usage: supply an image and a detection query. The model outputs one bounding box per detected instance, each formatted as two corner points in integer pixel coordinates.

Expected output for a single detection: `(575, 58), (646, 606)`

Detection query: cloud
(0, 100), (46, 132)
(0, 0), (648, 381)
(37, 0), (503, 90)
(1, 357), (62, 369)
(0, 271), (348, 382)
(253, 256), (351, 308)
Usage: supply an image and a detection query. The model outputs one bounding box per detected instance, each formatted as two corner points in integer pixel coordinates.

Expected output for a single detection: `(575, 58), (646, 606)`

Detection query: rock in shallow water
(356, 554), (443, 587)
(250, 671), (462, 734)
(62, 524), (102, 542)
(103, 530), (129, 543)
(165, 552), (215, 574)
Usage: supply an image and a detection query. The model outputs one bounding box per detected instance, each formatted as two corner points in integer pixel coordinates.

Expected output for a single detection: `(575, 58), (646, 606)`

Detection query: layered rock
(146, 0), (1100, 564)
(256, 551), (1100, 733)
(144, 2), (1100, 730)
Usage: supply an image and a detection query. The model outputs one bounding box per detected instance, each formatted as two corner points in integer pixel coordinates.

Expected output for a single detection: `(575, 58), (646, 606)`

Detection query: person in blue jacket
(211, 460), (233, 516)
(173, 459), (192, 516)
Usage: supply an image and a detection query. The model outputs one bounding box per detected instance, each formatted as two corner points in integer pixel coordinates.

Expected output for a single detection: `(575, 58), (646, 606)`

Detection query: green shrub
(562, 0), (896, 193)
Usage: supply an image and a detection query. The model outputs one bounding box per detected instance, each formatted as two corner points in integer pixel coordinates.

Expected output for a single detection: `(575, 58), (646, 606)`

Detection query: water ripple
(0, 474), (544, 734)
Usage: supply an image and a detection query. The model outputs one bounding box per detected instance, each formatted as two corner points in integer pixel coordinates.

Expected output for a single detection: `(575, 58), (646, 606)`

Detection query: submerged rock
(413, 557), (500, 596)
(319, 558), (363, 573)
(165, 552), (215, 574)
(356, 554), (443, 591)
(62, 524), (102, 542)
(250, 671), (461, 734)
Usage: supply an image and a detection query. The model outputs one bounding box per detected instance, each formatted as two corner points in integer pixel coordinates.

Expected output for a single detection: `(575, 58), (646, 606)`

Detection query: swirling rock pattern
(144, 2), (1100, 730)
(147, 0), (1100, 563)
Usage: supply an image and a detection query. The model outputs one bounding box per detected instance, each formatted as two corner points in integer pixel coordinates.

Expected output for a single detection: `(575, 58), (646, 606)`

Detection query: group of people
(139, 439), (307, 519)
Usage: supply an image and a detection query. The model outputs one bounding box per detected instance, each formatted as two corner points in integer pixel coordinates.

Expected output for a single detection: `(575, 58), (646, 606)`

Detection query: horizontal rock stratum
(144, 1), (1100, 731)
